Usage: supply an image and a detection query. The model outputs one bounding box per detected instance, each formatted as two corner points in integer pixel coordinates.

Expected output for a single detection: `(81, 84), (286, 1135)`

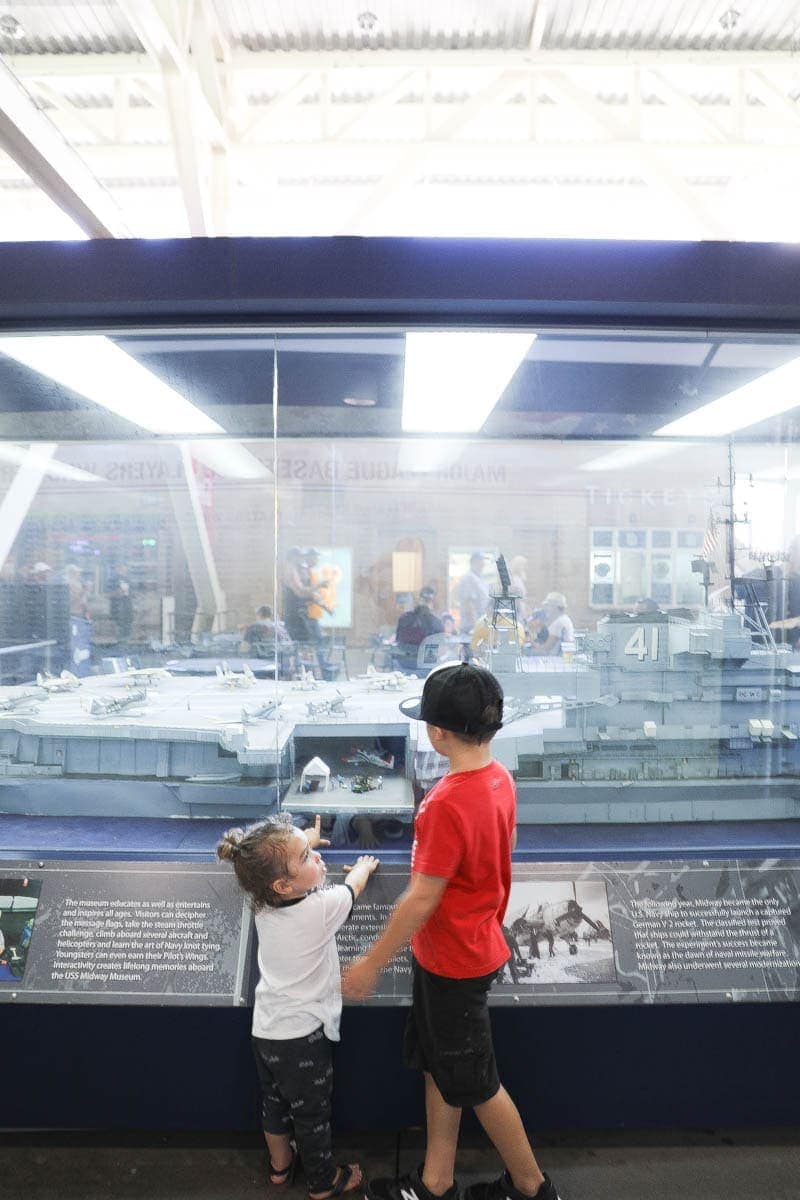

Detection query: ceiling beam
(9, 49), (800, 81)
(0, 57), (129, 237)
(341, 70), (530, 233)
(542, 70), (733, 238)
(1, 138), (796, 182)
(116, 0), (230, 235)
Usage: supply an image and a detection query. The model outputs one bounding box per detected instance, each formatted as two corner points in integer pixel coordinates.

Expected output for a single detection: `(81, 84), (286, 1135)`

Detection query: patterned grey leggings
(252, 1027), (336, 1193)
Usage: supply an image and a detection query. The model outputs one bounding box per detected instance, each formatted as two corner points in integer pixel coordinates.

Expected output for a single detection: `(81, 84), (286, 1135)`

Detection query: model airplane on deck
(82, 689), (148, 718)
(306, 691), (348, 718)
(0, 691), (41, 714)
(291, 666), (320, 691)
(240, 698), (282, 724)
(35, 670), (81, 693)
(358, 665), (418, 691)
(214, 662), (257, 689)
(110, 660), (172, 687)
(343, 746), (395, 770)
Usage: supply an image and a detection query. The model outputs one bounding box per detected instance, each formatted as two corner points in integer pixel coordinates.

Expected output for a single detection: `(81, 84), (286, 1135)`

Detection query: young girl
(218, 813), (378, 1198)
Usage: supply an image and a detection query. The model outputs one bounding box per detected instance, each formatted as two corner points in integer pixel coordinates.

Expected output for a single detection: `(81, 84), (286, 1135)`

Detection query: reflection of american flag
(702, 512), (719, 559)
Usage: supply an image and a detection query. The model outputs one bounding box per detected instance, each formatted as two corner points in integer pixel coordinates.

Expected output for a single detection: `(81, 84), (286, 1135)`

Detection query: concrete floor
(1, 1127), (799, 1200)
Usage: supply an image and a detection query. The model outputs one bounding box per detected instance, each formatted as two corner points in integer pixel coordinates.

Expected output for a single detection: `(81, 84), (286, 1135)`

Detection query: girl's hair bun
(216, 827), (245, 862)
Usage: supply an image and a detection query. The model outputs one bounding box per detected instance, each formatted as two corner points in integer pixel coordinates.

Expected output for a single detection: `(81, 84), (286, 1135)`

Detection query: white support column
(168, 446), (227, 636)
(0, 444), (57, 572)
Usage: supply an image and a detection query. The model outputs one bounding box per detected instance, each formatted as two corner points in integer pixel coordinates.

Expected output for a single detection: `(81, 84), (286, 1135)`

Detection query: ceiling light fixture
(0, 335), (270, 480)
(401, 332), (535, 433)
(719, 7), (741, 33)
(0, 14), (24, 40)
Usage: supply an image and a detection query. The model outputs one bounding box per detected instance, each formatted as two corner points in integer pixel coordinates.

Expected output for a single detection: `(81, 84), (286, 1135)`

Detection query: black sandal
(310, 1162), (363, 1199)
(269, 1144), (299, 1187)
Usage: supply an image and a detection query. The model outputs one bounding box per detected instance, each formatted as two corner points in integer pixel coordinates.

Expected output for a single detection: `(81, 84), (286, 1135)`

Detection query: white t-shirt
(252, 884), (353, 1042)
(547, 613), (575, 650)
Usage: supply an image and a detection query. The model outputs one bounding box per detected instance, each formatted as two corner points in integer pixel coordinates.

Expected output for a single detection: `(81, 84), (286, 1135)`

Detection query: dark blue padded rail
(3, 813), (800, 862)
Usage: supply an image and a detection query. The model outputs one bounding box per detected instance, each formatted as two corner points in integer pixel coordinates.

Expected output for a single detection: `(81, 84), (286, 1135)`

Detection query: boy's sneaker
(367, 1166), (459, 1200)
(462, 1170), (561, 1200)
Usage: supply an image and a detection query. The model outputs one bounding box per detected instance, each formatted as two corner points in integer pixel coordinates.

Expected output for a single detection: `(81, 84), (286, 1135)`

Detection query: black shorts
(403, 957), (501, 1108)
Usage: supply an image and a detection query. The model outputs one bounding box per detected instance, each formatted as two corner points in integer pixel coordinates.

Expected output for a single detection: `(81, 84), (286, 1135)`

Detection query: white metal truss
(1, 12), (800, 240)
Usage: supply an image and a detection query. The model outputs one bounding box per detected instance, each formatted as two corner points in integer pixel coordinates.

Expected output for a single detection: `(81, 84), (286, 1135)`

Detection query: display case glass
(2, 300), (800, 845)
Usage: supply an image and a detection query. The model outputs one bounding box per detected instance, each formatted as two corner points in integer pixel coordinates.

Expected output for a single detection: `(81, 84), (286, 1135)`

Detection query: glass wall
(2, 326), (800, 839)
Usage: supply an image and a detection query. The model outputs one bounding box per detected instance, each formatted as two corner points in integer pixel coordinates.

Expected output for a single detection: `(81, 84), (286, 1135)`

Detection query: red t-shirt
(410, 760), (515, 979)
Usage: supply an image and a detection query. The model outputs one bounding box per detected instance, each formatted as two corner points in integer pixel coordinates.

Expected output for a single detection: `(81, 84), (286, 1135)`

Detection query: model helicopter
(306, 692), (348, 718)
(82, 689), (148, 719)
(35, 670), (81, 693)
(0, 691), (41, 715)
(214, 662), (257, 689)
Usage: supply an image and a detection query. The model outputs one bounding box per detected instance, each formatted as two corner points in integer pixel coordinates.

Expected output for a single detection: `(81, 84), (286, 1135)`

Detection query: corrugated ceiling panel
(211, 0), (536, 51)
(0, 2), (142, 55)
(547, 0), (800, 51)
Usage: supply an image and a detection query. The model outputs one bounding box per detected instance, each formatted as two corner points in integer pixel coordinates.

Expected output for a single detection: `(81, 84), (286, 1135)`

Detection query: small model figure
(350, 773), (383, 793)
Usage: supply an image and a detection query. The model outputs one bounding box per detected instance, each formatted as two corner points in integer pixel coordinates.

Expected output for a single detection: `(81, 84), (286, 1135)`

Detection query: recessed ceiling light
(342, 395), (377, 407)
(357, 11), (378, 34)
(0, 14), (24, 40)
(719, 7), (741, 32)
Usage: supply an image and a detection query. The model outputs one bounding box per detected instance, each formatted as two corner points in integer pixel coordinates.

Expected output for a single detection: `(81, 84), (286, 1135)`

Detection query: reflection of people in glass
(528, 592), (574, 656)
(282, 547), (318, 641)
(108, 563), (134, 642)
(240, 606), (291, 654)
(457, 552), (490, 633)
(305, 548), (337, 629)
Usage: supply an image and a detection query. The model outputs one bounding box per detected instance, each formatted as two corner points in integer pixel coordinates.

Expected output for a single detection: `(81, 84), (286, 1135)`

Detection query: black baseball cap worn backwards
(399, 662), (503, 735)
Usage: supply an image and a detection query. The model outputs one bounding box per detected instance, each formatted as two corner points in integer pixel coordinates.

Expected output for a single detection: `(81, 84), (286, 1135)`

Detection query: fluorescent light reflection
(580, 442), (683, 472)
(654, 355), (800, 438)
(402, 332), (535, 433)
(0, 443), (101, 482)
(0, 335), (270, 480)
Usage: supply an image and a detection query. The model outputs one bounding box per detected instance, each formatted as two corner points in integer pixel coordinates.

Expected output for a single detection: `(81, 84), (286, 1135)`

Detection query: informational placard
(0, 861), (252, 1006)
(334, 859), (800, 1006)
(3, 857), (800, 1008)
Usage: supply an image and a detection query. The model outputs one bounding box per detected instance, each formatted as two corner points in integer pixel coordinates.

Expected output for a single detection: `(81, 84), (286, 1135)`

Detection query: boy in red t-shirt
(342, 663), (561, 1200)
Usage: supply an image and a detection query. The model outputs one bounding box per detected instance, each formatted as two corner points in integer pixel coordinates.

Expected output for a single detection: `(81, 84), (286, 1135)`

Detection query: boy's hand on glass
(304, 814), (331, 850)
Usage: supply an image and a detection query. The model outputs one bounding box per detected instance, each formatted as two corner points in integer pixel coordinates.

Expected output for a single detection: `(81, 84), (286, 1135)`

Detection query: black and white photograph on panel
(0, 877), (41, 983)
(497, 878), (616, 988)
